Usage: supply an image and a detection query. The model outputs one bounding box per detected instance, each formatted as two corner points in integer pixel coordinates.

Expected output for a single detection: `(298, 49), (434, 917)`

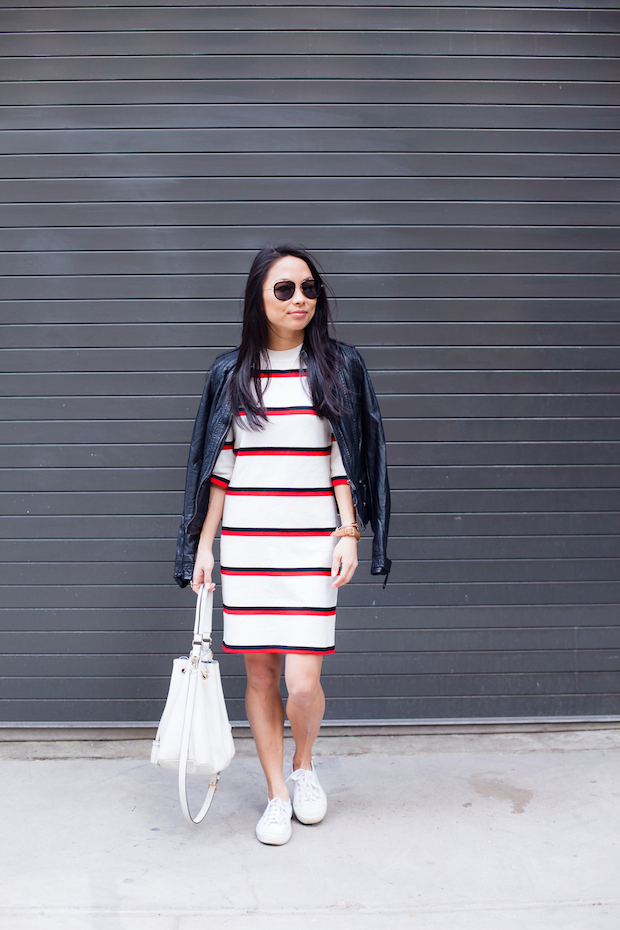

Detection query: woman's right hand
(191, 545), (216, 593)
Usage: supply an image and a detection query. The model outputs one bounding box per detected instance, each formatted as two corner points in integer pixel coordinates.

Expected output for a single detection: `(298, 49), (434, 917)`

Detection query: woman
(174, 245), (390, 845)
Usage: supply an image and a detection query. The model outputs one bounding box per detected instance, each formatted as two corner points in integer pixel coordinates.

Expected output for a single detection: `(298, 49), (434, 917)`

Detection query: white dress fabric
(210, 345), (347, 654)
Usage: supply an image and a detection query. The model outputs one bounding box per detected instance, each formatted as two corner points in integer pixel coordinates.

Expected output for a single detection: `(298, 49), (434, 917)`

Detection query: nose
(291, 284), (305, 304)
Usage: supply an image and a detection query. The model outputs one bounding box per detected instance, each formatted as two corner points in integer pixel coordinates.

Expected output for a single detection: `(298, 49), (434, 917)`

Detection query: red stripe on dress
(266, 408), (316, 416)
(238, 407), (315, 418)
(331, 477), (349, 487)
(226, 487), (333, 497)
(224, 606), (336, 616)
(210, 475), (230, 489)
(221, 527), (334, 537)
(221, 567), (331, 577)
(222, 442), (234, 450)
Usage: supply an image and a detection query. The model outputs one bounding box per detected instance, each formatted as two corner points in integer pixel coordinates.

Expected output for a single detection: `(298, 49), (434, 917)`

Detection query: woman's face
(261, 255), (317, 347)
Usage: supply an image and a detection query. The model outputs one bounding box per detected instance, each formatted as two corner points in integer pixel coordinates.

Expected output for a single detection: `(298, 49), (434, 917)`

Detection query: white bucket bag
(151, 584), (236, 823)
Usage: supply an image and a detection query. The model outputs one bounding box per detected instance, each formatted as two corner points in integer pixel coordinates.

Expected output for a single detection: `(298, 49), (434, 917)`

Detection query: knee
(246, 660), (281, 695)
(286, 676), (321, 706)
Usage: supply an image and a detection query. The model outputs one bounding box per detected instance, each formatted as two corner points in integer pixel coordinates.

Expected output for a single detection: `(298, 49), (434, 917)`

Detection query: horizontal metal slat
(2, 251), (619, 277)
(4, 153), (619, 179)
(3, 7), (616, 32)
(2, 693), (617, 722)
(3, 394), (620, 423)
(4, 276), (620, 302)
(1, 670), (619, 701)
(5, 33), (616, 62)
(2, 440), (618, 470)
(1, 532), (618, 564)
(1, 369), (619, 397)
(2, 648), (619, 678)
(2, 345), (618, 373)
(1, 603), (617, 633)
(322, 694), (620, 717)
(2, 298), (619, 327)
(0, 104), (616, 131)
(383, 419), (620, 444)
(1, 79), (617, 107)
(3, 127), (617, 155)
(3, 202), (617, 228)
(3, 177), (618, 201)
(3, 623), (619, 653)
(1, 580), (620, 609)
(7, 0), (620, 8)
(2, 557), (619, 586)
(2, 227), (620, 254)
(3, 461), (619, 492)
(4, 321), (620, 349)
(1, 417), (618, 444)
(5, 487), (619, 516)
(386, 442), (620, 467)
(3, 511), (617, 540)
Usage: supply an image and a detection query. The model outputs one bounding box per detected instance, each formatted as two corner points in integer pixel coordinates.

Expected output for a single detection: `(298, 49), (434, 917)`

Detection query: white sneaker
(255, 797), (293, 845)
(288, 761), (328, 825)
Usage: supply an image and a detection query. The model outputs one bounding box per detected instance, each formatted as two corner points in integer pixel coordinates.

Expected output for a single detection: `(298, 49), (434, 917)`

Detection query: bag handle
(178, 584), (218, 824)
(194, 582), (214, 640)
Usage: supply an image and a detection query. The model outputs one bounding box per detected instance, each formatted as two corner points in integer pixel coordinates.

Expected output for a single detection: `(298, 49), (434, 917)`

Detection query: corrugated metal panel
(0, 0), (618, 723)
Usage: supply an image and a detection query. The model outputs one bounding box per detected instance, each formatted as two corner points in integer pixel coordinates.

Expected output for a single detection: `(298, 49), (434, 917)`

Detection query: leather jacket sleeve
(358, 353), (392, 579)
(174, 351), (235, 587)
(173, 371), (215, 585)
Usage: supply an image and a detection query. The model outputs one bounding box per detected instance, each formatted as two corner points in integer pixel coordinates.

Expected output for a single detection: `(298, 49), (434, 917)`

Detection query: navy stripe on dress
(221, 566), (331, 577)
(221, 526), (335, 537)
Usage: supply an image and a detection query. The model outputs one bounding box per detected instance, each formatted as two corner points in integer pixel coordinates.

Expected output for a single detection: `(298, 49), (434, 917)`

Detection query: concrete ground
(0, 729), (619, 929)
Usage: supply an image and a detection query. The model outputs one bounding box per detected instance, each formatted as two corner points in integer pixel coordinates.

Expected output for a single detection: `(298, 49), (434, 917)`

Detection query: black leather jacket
(174, 342), (391, 586)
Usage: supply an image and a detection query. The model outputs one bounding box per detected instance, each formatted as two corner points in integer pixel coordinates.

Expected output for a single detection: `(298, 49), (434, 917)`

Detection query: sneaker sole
(256, 827), (292, 845)
(292, 803), (328, 825)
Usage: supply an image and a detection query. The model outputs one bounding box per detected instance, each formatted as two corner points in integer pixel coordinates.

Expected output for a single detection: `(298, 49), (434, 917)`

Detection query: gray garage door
(1, 0), (618, 724)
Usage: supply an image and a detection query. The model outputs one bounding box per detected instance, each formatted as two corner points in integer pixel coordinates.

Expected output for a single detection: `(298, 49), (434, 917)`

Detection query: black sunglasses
(271, 279), (321, 301)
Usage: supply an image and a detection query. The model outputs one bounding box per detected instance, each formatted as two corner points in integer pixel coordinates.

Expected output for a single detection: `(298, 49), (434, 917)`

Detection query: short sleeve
(330, 434), (348, 488)
(210, 427), (236, 489)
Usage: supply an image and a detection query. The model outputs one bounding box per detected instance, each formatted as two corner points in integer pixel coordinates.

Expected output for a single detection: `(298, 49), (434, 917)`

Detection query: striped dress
(210, 345), (347, 654)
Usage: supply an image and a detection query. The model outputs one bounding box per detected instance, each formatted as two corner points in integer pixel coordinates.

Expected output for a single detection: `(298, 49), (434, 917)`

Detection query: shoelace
(289, 767), (321, 803)
(262, 798), (290, 826)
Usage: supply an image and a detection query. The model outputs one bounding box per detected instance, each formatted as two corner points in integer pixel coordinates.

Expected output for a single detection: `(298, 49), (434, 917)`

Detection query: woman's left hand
(331, 537), (358, 588)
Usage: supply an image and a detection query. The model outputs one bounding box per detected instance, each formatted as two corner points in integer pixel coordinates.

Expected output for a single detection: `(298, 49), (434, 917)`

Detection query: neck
(266, 334), (304, 352)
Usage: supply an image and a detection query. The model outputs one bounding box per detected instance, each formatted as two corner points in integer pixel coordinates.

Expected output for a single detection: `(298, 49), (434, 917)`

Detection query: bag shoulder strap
(179, 584), (218, 825)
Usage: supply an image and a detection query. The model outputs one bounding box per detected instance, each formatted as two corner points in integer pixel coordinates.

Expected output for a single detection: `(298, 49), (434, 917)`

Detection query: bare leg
(244, 653), (289, 801)
(284, 654), (325, 771)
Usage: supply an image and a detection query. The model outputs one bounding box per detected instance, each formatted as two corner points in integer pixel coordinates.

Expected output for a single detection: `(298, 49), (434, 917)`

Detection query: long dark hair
(228, 244), (348, 429)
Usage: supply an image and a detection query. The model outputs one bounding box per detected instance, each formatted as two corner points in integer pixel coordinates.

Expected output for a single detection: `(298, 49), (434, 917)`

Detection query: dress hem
(222, 643), (335, 656)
